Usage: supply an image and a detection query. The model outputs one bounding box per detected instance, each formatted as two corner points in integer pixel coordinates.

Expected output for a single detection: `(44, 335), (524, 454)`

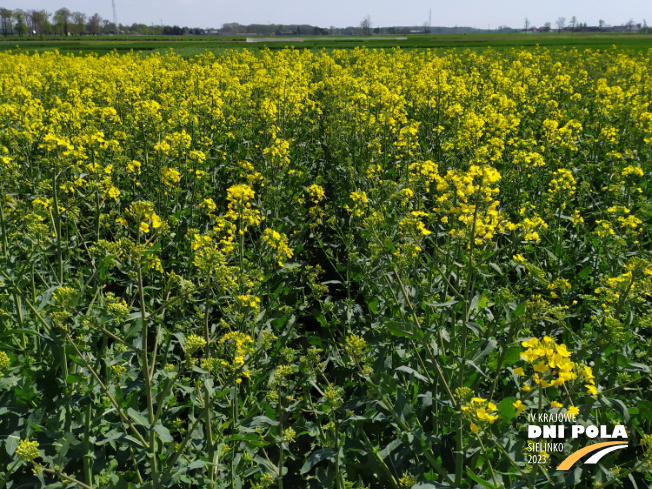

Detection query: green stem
(357, 357), (453, 485)
(51, 161), (63, 284)
(137, 267), (158, 488)
(598, 460), (648, 488)
(0, 204), (25, 334)
(359, 429), (400, 489)
(64, 332), (148, 448)
(0, 194), (8, 258)
(41, 467), (93, 489)
(475, 435), (498, 488)
(203, 299), (215, 482)
(159, 416), (202, 483)
(614, 273), (635, 320)
(83, 402), (94, 488)
(277, 391), (284, 489)
(392, 269), (456, 406)
(490, 437), (535, 489)
(0, 460), (21, 489)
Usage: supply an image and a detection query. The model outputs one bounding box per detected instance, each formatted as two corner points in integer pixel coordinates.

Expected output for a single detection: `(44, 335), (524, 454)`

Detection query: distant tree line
(0, 7), (648, 38)
(0, 8), (108, 36)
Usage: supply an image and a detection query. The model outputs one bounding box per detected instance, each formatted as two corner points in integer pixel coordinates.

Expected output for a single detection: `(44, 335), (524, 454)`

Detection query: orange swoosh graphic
(557, 441), (628, 471)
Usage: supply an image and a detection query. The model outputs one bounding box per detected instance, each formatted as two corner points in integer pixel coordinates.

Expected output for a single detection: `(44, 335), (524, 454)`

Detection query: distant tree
(556, 16), (566, 33)
(222, 22), (241, 35)
(162, 25), (184, 35)
(24, 9), (35, 34)
(0, 8), (12, 36)
(543, 22), (551, 32)
(13, 10), (27, 36)
(599, 19), (605, 30)
(53, 7), (71, 35)
(102, 22), (117, 34)
(625, 18), (635, 33)
(524, 17), (530, 32)
(28, 10), (50, 36)
(72, 11), (86, 35)
(87, 13), (101, 35)
(360, 15), (371, 36)
(569, 16), (577, 32)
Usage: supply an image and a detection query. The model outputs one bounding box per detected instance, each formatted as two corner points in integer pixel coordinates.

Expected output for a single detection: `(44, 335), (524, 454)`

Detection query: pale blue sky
(5, 0), (651, 29)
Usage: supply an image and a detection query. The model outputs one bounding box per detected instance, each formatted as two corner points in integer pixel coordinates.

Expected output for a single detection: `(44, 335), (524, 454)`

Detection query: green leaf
(469, 294), (481, 314)
(489, 262), (502, 275)
(465, 467), (498, 489)
(37, 286), (59, 311)
(498, 397), (517, 423)
(512, 302), (526, 319)
(385, 321), (420, 338)
(637, 401), (652, 422)
(471, 340), (497, 364)
(465, 321), (483, 336)
(378, 438), (402, 460)
(0, 328), (43, 340)
(602, 397), (630, 423)
(5, 433), (19, 456)
(413, 483), (452, 489)
(502, 346), (522, 367)
(126, 311), (146, 322)
(96, 432), (145, 448)
(300, 448), (337, 474)
(153, 422), (173, 443)
(395, 365), (429, 383)
(426, 300), (458, 308)
(127, 407), (149, 427)
(250, 416), (279, 427)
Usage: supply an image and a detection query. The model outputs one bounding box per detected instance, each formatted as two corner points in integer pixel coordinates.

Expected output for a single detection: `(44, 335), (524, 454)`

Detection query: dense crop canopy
(0, 46), (651, 488)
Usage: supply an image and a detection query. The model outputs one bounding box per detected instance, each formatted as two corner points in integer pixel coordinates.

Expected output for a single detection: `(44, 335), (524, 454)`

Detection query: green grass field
(1, 32), (651, 56)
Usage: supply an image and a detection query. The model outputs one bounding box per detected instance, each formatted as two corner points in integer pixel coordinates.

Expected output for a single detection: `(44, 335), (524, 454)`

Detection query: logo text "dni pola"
(527, 411), (628, 471)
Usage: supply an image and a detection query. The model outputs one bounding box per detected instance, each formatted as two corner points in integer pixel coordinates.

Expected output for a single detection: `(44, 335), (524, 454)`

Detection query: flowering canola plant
(0, 46), (650, 488)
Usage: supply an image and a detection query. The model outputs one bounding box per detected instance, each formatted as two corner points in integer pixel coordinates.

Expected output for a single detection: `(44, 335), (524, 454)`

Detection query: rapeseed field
(0, 46), (651, 488)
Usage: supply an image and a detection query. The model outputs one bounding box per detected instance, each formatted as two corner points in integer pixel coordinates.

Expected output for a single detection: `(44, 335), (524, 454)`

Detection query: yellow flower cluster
(594, 258), (652, 313)
(126, 201), (162, 234)
(547, 169), (576, 208)
(0, 351), (10, 374)
(437, 165), (517, 245)
(216, 331), (254, 382)
(225, 184), (263, 234)
(161, 166), (181, 188)
(16, 439), (40, 462)
(263, 228), (293, 266)
(263, 138), (291, 168)
(184, 333), (207, 356)
(520, 336), (596, 396)
(237, 294), (261, 309)
(461, 397), (499, 433)
(301, 184), (325, 204)
(520, 214), (548, 243)
(298, 184), (326, 225)
(238, 160), (265, 186)
(345, 190), (370, 218)
(399, 211), (432, 238)
(408, 160), (443, 193)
